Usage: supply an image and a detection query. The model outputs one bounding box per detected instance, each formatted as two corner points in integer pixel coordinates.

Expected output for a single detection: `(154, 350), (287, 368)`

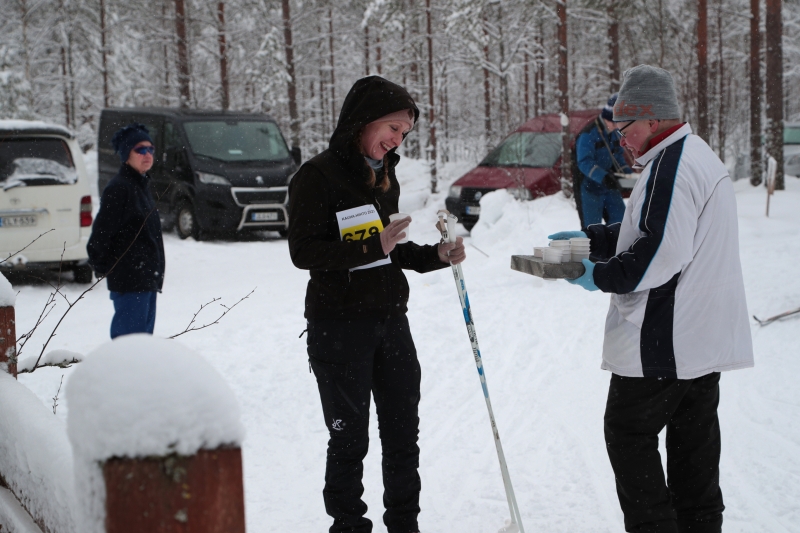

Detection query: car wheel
(175, 201), (198, 240)
(73, 264), (93, 284)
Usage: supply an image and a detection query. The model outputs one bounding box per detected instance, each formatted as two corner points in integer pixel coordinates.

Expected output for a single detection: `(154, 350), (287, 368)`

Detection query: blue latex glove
(567, 259), (599, 291)
(548, 230), (587, 240)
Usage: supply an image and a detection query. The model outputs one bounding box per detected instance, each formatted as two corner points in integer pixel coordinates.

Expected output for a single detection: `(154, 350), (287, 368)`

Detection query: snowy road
(11, 160), (800, 532)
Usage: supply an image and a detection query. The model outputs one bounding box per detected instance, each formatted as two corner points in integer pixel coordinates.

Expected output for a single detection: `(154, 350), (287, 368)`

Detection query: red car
(445, 109), (634, 231)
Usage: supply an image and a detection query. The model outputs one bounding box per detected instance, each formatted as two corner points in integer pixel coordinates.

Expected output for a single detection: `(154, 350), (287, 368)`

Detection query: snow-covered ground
(7, 157), (800, 532)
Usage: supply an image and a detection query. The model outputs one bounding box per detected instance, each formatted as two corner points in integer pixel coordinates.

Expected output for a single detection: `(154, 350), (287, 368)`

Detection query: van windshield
(183, 121), (291, 163)
(480, 132), (562, 168)
(0, 138), (77, 190)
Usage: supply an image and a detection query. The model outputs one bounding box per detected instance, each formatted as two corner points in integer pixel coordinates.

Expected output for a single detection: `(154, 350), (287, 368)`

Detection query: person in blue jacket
(573, 94), (632, 227)
(87, 123), (165, 339)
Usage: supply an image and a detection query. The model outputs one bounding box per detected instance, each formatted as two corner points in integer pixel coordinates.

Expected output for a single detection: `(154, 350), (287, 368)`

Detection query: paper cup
(389, 213), (410, 243)
(542, 248), (563, 264)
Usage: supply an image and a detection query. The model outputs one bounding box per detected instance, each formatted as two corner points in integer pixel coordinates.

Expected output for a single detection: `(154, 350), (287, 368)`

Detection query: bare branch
(0, 229), (55, 266)
(169, 288), (256, 339)
(51, 374), (64, 414)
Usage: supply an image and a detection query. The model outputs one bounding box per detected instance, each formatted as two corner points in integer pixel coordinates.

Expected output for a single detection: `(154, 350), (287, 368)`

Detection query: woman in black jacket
(288, 76), (465, 533)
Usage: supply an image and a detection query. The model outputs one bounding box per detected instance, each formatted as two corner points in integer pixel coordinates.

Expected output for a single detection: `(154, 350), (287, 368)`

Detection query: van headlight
(197, 172), (231, 185)
(448, 185), (462, 199)
(510, 187), (532, 200)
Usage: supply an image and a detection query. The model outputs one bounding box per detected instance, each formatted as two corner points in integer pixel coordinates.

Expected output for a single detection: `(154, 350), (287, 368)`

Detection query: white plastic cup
(549, 240), (571, 249)
(569, 237), (591, 245)
(571, 252), (590, 262)
(533, 246), (548, 258)
(542, 248), (563, 264)
(389, 213), (411, 243)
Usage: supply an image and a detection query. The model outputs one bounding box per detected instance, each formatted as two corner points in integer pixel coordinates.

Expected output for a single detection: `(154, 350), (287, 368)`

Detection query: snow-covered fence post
(0, 274), (17, 378)
(66, 335), (246, 533)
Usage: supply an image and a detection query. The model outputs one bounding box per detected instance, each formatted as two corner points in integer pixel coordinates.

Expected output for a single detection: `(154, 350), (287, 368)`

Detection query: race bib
(336, 204), (391, 271)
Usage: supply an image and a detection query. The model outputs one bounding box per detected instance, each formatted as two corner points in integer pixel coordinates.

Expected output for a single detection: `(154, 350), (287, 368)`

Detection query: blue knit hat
(601, 93), (618, 122)
(111, 123), (153, 163)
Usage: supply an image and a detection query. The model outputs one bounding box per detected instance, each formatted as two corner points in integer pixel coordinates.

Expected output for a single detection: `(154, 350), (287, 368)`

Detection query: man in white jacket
(550, 65), (753, 533)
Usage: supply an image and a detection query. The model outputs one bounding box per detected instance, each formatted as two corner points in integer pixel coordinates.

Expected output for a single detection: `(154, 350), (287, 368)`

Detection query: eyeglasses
(615, 121), (634, 139)
(132, 146), (155, 155)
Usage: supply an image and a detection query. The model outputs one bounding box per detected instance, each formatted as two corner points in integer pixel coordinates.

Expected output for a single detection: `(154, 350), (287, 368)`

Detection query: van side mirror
(291, 145), (302, 166)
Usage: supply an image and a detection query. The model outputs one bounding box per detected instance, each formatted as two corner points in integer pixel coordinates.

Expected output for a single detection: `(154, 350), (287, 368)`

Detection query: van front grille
(231, 188), (287, 206)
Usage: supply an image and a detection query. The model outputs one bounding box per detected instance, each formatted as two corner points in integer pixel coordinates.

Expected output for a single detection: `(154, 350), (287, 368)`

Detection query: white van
(0, 120), (93, 283)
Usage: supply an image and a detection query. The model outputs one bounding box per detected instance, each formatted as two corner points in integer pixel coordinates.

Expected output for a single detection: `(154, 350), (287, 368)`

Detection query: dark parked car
(98, 108), (300, 239)
(445, 110), (636, 231)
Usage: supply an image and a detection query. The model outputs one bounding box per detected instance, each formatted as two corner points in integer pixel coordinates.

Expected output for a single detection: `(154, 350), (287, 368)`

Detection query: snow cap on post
(66, 335), (245, 532)
(0, 273), (14, 307)
(613, 65), (680, 122)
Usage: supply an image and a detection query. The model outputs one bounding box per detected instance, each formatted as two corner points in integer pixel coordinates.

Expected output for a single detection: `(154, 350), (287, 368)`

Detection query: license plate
(0, 215), (37, 227)
(618, 178), (638, 189)
(465, 205), (481, 216)
(251, 211), (278, 221)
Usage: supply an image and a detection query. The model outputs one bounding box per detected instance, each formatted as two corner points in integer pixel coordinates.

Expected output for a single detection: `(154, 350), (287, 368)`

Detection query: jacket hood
(329, 76), (419, 158)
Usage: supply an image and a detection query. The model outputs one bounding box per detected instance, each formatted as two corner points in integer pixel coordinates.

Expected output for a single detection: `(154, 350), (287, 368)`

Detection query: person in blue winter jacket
(573, 93), (632, 227)
(87, 123), (165, 339)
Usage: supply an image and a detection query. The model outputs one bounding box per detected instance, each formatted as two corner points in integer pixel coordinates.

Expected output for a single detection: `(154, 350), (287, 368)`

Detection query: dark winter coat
(288, 76), (446, 320)
(87, 164), (165, 293)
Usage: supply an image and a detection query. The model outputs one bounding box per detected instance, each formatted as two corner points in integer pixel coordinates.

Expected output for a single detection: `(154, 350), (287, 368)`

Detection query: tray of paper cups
(510, 238), (590, 280)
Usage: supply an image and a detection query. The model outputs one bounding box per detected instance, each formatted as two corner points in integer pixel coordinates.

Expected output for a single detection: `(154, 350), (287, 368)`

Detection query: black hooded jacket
(288, 76), (447, 320)
(87, 163), (165, 293)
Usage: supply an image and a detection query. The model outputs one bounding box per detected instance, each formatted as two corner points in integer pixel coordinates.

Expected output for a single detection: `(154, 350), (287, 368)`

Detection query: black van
(98, 108), (300, 239)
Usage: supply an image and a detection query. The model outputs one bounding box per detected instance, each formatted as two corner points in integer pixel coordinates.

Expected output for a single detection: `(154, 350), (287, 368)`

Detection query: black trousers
(604, 373), (724, 533)
(307, 315), (421, 533)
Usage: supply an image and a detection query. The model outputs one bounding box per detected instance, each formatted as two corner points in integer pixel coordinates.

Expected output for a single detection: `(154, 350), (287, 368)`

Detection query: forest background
(1, 0), (798, 190)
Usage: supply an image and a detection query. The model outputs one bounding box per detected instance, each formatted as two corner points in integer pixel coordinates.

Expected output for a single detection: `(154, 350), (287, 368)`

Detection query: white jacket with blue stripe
(585, 123), (754, 379)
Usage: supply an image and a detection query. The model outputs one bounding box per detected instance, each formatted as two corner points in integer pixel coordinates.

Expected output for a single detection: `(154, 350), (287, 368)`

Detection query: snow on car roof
(0, 120), (74, 139)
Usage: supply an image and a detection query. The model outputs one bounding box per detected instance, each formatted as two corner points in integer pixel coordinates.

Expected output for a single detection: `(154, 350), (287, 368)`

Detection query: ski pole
(437, 210), (525, 533)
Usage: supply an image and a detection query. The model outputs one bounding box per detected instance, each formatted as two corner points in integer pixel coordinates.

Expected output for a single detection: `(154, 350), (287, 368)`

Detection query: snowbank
(66, 334), (245, 533)
(0, 372), (76, 533)
(0, 273), (14, 307)
(469, 188), (582, 257)
(0, 487), (43, 533)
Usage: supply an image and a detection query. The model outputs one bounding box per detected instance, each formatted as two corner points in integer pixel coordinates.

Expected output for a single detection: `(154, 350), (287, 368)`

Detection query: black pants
(307, 315), (421, 533)
(604, 373), (724, 533)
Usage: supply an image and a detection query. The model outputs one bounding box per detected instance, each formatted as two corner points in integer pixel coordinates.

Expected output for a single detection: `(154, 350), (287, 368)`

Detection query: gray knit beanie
(613, 65), (680, 122)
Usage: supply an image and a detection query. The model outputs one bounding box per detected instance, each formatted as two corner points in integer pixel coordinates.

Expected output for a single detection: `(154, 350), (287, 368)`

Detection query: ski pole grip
(436, 210), (458, 244)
